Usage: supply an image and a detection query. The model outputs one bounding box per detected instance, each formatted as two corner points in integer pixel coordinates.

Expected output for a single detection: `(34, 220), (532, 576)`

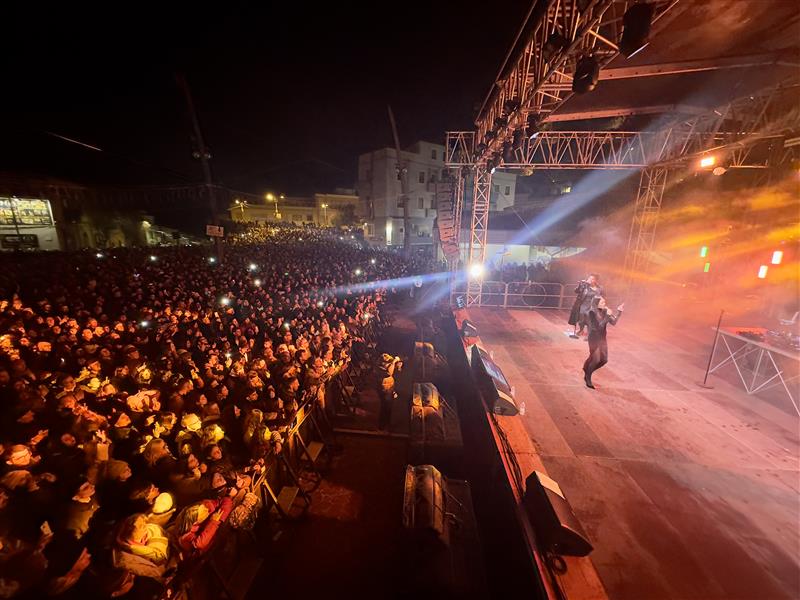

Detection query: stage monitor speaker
(469, 344), (519, 416)
(523, 471), (593, 557)
(403, 464), (446, 537)
(461, 319), (478, 338)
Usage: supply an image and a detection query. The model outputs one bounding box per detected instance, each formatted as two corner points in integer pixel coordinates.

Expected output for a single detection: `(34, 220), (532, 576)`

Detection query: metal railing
(451, 280), (568, 309)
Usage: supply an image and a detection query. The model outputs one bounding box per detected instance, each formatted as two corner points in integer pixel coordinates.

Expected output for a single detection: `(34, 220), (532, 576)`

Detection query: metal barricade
(450, 281), (567, 309)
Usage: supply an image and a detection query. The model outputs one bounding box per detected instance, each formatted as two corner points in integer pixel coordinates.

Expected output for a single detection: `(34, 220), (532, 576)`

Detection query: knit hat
(152, 492), (174, 515)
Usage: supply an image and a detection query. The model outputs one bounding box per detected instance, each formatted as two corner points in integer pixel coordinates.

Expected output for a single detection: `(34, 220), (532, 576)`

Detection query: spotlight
(469, 263), (485, 279)
(542, 32), (568, 62)
(254, 278), (262, 287)
(149, 255), (157, 262)
(208, 257), (216, 264)
(140, 320), (150, 328)
(699, 246), (708, 258)
(355, 268), (362, 275)
(699, 155), (716, 169)
(572, 56), (600, 94)
(512, 129), (525, 151)
(317, 301), (324, 307)
(225, 352), (232, 359)
(620, 3), (654, 59)
(758, 265), (768, 279)
(370, 258), (376, 265)
(95, 252), (104, 259)
(772, 251), (783, 265)
(502, 141), (515, 164)
(248, 263), (257, 271)
(503, 99), (520, 114)
(527, 113), (542, 137)
(220, 297), (231, 306)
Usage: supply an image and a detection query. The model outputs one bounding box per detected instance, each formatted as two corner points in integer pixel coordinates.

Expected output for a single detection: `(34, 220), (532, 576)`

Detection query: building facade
(228, 192), (359, 227)
(358, 141), (516, 248)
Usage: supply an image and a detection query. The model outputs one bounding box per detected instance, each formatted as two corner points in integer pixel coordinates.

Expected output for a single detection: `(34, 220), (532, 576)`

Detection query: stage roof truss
(473, 0), (682, 164)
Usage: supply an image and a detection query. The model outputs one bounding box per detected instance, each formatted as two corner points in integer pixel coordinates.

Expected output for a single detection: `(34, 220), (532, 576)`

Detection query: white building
(358, 141), (516, 249)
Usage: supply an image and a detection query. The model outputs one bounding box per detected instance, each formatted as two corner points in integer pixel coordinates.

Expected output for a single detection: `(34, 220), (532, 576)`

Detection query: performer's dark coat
(568, 282), (603, 326)
(583, 308), (621, 378)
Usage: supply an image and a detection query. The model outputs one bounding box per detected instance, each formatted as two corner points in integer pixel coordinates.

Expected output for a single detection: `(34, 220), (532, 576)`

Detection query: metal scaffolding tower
(622, 167), (669, 286)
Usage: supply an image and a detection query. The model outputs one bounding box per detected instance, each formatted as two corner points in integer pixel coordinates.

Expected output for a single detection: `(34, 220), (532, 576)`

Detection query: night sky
(1, 2), (530, 195)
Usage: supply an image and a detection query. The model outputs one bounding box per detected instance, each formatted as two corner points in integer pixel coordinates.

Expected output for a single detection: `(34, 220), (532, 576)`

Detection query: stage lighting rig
(620, 3), (655, 59)
(502, 141), (514, 164)
(542, 31), (568, 63)
(512, 129), (524, 151)
(699, 155), (716, 169)
(503, 99), (520, 115)
(572, 56), (600, 94)
(527, 113), (542, 137)
(468, 263), (485, 279)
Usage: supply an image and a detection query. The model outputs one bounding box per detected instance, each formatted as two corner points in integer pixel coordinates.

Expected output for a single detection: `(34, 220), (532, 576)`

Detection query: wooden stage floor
(469, 308), (799, 600)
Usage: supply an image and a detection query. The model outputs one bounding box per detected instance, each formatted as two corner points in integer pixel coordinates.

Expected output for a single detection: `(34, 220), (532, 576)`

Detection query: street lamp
(265, 193), (279, 219)
(321, 203), (328, 226)
(233, 199), (249, 220)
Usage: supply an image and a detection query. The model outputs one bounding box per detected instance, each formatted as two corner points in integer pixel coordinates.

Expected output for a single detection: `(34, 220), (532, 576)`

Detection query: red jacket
(177, 496), (234, 554)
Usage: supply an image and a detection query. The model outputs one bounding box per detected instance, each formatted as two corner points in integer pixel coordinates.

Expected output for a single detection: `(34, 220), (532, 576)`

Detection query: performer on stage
(568, 273), (603, 338)
(583, 296), (624, 389)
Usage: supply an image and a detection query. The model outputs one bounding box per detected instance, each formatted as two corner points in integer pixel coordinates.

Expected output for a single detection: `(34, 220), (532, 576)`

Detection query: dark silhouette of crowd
(0, 223), (429, 598)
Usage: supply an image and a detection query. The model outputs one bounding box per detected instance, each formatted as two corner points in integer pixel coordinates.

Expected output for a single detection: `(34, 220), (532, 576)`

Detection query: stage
(468, 308), (799, 600)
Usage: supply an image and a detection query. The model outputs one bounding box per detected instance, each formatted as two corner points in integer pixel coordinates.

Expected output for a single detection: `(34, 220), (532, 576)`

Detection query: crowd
(0, 223), (427, 598)
(486, 261), (571, 284)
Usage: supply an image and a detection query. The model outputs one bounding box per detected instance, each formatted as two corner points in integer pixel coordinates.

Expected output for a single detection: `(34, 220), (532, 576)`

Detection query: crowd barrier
(156, 330), (377, 599)
(450, 281), (569, 309)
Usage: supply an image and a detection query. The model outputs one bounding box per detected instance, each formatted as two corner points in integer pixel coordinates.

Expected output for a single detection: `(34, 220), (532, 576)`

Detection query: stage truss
(444, 62), (799, 304)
